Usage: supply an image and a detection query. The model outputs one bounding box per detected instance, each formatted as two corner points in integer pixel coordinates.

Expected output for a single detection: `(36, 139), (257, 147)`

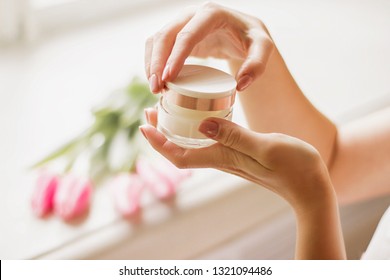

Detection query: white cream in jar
(157, 64), (236, 149)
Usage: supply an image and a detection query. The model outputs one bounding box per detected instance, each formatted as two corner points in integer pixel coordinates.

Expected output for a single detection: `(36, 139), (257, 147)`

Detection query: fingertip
(144, 108), (150, 124)
(198, 119), (219, 138)
(144, 107), (158, 127)
(236, 74), (254, 91)
(148, 74), (160, 93)
(139, 124), (167, 150)
(139, 125), (149, 140)
(164, 61), (184, 83)
(161, 63), (170, 81)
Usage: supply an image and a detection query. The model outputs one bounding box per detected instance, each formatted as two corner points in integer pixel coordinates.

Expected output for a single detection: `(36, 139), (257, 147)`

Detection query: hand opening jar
(157, 64), (237, 149)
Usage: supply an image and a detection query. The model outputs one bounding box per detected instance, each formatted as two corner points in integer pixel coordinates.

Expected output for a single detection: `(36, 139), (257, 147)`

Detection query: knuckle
(200, 1), (225, 19)
(222, 127), (242, 149)
(262, 36), (274, 53)
(225, 151), (241, 170)
(153, 30), (166, 42)
(176, 30), (195, 45)
(150, 60), (164, 72)
(145, 35), (154, 46)
(201, 1), (218, 10)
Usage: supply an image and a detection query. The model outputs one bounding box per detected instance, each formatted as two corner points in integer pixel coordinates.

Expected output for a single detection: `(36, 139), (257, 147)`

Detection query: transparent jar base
(157, 124), (217, 149)
(157, 96), (233, 149)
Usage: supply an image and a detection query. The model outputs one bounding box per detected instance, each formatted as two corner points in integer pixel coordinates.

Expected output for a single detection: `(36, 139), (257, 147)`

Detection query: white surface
(362, 206), (390, 259)
(1, 0), (390, 259)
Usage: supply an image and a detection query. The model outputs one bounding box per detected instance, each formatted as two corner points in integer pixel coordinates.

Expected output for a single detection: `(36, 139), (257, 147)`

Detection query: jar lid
(166, 64), (236, 99)
(164, 64), (236, 111)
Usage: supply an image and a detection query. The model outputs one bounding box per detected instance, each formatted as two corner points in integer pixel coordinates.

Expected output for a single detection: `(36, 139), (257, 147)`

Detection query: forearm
(295, 196), (346, 260)
(329, 107), (390, 204)
(292, 173), (346, 260)
(285, 164), (346, 259)
(231, 47), (390, 204)
(229, 48), (337, 165)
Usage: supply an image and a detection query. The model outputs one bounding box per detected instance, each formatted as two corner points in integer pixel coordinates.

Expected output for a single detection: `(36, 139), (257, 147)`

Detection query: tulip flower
(136, 158), (191, 200)
(151, 158), (192, 185)
(111, 173), (145, 217)
(31, 79), (170, 221)
(54, 174), (93, 220)
(31, 170), (59, 217)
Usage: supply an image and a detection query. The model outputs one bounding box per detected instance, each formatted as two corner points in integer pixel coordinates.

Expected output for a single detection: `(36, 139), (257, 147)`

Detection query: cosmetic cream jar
(158, 64), (237, 149)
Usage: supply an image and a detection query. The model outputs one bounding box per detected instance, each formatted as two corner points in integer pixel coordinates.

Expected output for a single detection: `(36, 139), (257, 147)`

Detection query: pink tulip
(151, 158), (192, 185)
(31, 170), (59, 217)
(54, 174), (92, 220)
(110, 173), (145, 217)
(136, 158), (191, 200)
(136, 159), (174, 200)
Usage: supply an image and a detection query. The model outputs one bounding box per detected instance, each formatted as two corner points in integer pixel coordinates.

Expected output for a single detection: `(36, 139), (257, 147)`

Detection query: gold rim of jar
(163, 89), (235, 111)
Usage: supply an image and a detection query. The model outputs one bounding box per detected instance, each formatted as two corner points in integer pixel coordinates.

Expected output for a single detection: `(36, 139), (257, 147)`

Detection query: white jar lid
(166, 64), (236, 99)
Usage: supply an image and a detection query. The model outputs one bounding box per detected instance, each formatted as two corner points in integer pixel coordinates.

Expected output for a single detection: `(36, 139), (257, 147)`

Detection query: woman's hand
(141, 108), (332, 213)
(145, 2), (274, 93)
(140, 108), (346, 259)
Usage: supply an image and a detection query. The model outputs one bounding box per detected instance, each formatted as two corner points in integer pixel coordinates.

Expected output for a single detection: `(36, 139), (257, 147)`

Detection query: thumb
(198, 118), (259, 155)
(236, 31), (274, 91)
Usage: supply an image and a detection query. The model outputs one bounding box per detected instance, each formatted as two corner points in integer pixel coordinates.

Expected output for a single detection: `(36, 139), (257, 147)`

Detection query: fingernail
(162, 64), (170, 81)
(144, 108), (150, 124)
(149, 74), (159, 93)
(237, 74), (253, 91)
(139, 126), (148, 140)
(199, 120), (219, 138)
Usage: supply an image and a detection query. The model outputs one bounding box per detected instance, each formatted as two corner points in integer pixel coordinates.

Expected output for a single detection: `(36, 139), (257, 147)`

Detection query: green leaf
(30, 134), (86, 169)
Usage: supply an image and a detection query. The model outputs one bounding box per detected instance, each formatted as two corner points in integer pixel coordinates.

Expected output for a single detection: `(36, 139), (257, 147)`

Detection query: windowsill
(1, 0), (390, 259)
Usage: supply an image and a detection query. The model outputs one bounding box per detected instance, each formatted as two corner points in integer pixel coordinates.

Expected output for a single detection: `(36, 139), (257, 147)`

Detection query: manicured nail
(139, 125), (148, 140)
(149, 74), (159, 93)
(199, 120), (219, 138)
(237, 74), (253, 91)
(162, 64), (170, 81)
(144, 108), (150, 124)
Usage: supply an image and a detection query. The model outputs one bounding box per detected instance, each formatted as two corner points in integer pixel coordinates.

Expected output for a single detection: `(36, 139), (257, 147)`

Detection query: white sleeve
(361, 206), (390, 259)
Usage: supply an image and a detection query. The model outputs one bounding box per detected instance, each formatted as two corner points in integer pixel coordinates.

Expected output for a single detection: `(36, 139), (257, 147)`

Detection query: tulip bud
(110, 173), (144, 217)
(136, 158), (191, 200)
(152, 158), (192, 185)
(31, 170), (59, 217)
(54, 174), (92, 220)
(136, 159), (173, 200)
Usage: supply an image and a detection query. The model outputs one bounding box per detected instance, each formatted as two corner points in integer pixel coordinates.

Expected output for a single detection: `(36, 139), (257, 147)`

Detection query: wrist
(292, 171), (346, 259)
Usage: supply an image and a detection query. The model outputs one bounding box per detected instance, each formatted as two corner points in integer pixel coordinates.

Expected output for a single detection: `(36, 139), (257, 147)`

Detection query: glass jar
(157, 64), (236, 149)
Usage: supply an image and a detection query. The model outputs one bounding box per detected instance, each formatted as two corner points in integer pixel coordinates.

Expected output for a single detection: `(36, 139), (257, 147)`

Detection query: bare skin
(142, 2), (390, 259)
(141, 111), (346, 259)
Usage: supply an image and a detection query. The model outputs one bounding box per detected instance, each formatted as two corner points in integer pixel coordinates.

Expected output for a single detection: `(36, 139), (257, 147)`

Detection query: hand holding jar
(140, 109), (345, 259)
(144, 2), (274, 93)
(142, 2), (346, 259)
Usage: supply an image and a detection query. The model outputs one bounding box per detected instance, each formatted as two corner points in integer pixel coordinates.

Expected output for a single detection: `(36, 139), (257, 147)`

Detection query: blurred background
(1, 0), (390, 259)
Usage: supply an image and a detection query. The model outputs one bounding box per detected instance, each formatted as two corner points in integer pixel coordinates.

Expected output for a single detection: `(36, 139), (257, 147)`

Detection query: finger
(144, 107), (158, 127)
(148, 26), (180, 93)
(144, 36), (154, 79)
(163, 4), (226, 82)
(198, 118), (272, 170)
(139, 124), (247, 169)
(148, 11), (194, 93)
(236, 29), (274, 91)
